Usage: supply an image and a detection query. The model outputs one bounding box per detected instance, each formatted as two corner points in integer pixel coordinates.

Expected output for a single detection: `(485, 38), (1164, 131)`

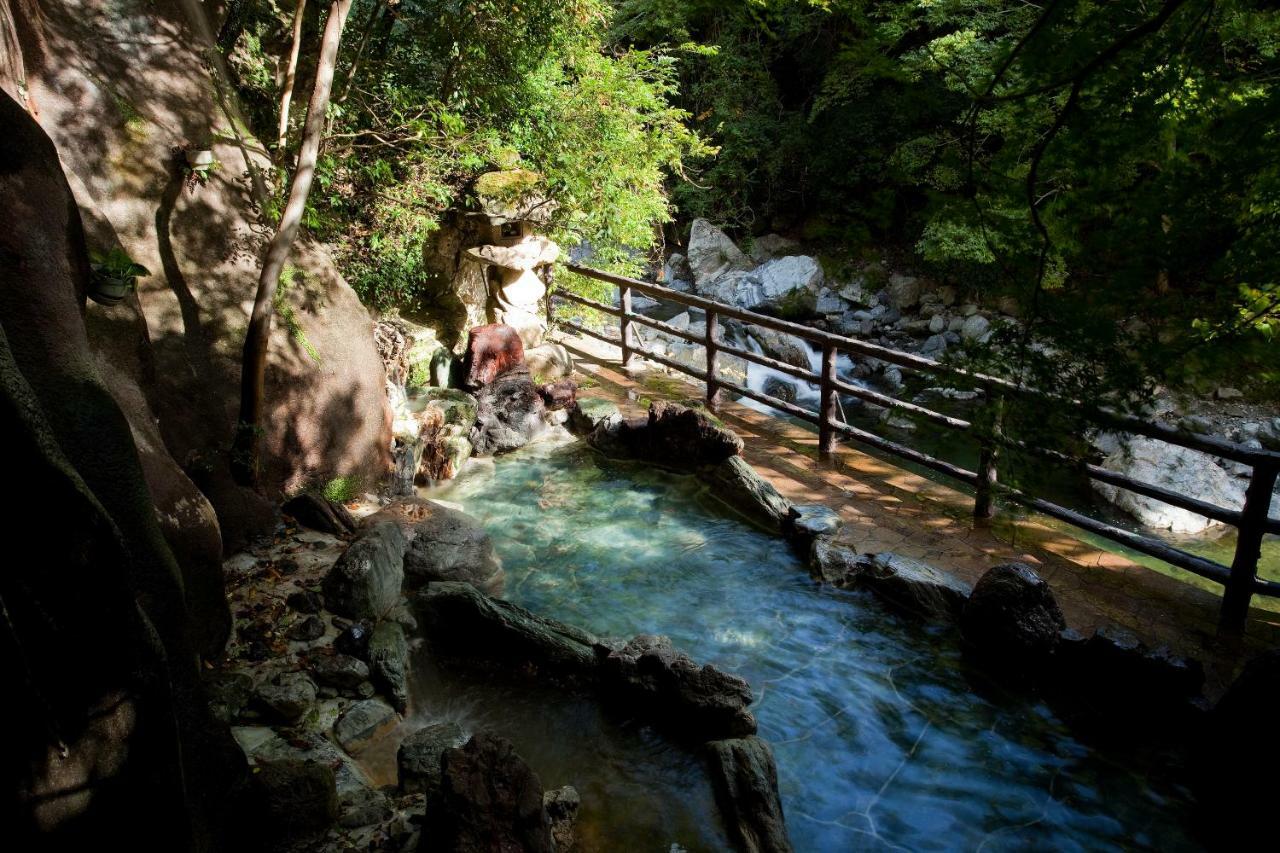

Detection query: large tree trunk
(275, 0), (308, 151)
(232, 0), (353, 487)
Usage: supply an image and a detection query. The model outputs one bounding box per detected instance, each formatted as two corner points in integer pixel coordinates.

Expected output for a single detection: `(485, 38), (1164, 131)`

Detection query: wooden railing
(549, 263), (1280, 634)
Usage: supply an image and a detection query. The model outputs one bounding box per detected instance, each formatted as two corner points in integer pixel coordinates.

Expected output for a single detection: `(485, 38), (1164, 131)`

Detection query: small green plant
(88, 247), (149, 306)
(184, 149), (221, 194)
(322, 476), (361, 503)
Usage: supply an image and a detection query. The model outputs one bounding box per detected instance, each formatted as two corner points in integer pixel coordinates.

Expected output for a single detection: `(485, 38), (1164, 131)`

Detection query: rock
(648, 401), (744, 466)
(1093, 436), (1245, 534)
(747, 326), (812, 370)
(809, 538), (861, 586)
(471, 367), (547, 456)
(1198, 650), (1280, 833)
(961, 563), (1065, 665)
(784, 504), (842, 553)
(337, 784), (392, 829)
(814, 287), (845, 315)
(335, 620), (373, 659)
(706, 455), (792, 532)
(1215, 386), (1244, 400)
(928, 314), (947, 334)
(854, 553), (970, 621)
(921, 333), (947, 355)
(417, 387), (479, 427)
(664, 252), (693, 284)
(568, 398), (620, 435)
(255, 672), (317, 723)
(544, 786), (581, 852)
(321, 521), (407, 620)
(1058, 626), (1205, 704)
(749, 255), (823, 312)
(286, 590), (325, 614)
(333, 699), (398, 753)
(399, 721), (469, 794)
(538, 378), (578, 411)
(403, 504), (504, 594)
(687, 219), (753, 287)
(885, 274), (921, 310)
(311, 654), (371, 691)
(960, 314), (991, 341)
(463, 323), (527, 390)
(429, 734), (554, 853)
(761, 376), (798, 404)
(251, 759), (338, 840)
(205, 669), (254, 724)
(526, 342), (574, 382)
(749, 233), (801, 264)
(600, 635), (757, 740)
(287, 615), (326, 642)
(706, 737), (793, 853)
(430, 347), (455, 387)
(368, 620), (411, 711)
(282, 493), (357, 536)
(413, 582), (599, 679)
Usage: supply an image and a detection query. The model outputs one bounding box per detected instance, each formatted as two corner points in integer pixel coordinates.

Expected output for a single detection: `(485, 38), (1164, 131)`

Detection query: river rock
(749, 233), (801, 263)
(321, 521), (407, 620)
(1056, 626), (1204, 706)
(853, 553), (971, 621)
(599, 634), (757, 740)
(651, 401), (744, 465)
(429, 734), (554, 853)
(334, 698), (398, 753)
(463, 323), (527, 390)
(538, 378), (577, 411)
(282, 494), (357, 536)
(784, 504), (842, 553)
(706, 736), (793, 853)
(287, 614), (326, 642)
(885, 274), (921, 310)
(417, 387), (479, 427)
(961, 314), (991, 341)
(205, 669), (254, 724)
(706, 456), (792, 532)
(413, 582), (599, 679)
(337, 784), (392, 829)
(399, 721), (470, 794)
(809, 538), (861, 586)
(251, 758), (338, 840)
(748, 255), (823, 313)
(403, 504), (504, 594)
(688, 219), (753, 287)
(961, 563), (1065, 665)
(287, 589), (325, 614)
(1093, 436), (1245, 534)
(747, 325), (812, 370)
(762, 376), (798, 404)
(368, 620), (411, 711)
(544, 786), (581, 852)
(255, 671), (317, 723)
(568, 397), (621, 434)
(471, 367), (547, 455)
(310, 654), (371, 691)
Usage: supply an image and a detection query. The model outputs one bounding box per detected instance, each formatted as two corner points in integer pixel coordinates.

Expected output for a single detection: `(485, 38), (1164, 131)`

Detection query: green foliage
(274, 265), (321, 364)
(321, 475), (361, 503)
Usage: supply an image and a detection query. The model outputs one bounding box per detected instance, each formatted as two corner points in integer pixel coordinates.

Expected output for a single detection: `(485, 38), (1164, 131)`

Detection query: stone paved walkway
(556, 333), (1280, 697)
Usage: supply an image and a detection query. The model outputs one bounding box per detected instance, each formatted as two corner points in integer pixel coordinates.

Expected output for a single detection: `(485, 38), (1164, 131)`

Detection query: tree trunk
(337, 0), (385, 104)
(232, 0), (353, 487)
(275, 0), (308, 151)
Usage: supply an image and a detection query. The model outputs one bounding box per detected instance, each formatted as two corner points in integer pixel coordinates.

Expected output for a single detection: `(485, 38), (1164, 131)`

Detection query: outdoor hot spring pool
(420, 435), (1199, 851)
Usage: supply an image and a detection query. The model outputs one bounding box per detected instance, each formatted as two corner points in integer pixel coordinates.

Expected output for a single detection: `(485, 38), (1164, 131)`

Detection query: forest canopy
(221, 0), (1280, 402)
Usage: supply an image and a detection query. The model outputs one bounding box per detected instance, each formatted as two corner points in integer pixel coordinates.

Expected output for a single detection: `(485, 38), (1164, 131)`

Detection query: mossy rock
(475, 169), (543, 202)
(419, 388), (478, 427)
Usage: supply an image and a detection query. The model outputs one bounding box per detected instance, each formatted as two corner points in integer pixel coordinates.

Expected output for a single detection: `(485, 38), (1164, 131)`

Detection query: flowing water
(424, 436), (1200, 851)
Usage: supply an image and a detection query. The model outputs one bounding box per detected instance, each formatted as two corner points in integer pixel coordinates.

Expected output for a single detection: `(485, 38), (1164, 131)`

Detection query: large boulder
(321, 521), (407, 620)
(706, 456), (792, 533)
(368, 620), (411, 712)
(428, 734), (554, 853)
(282, 493), (357, 536)
(398, 721), (469, 794)
(1093, 436), (1245, 534)
(463, 323), (526, 390)
(413, 582), (599, 679)
(747, 256), (823, 313)
(333, 698), (399, 753)
(706, 737), (793, 853)
(687, 219), (753, 287)
(809, 548), (971, 622)
(746, 326), (813, 370)
(961, 563), (1065, 666)
(471, 367), (547, 456)
(649, 401), (745, 466)
(599, 635), (757, 741)
(402, 504), (504, 594)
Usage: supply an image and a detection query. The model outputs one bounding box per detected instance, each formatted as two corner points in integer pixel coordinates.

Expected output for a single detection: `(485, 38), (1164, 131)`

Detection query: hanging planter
(88, 247), (149, 306)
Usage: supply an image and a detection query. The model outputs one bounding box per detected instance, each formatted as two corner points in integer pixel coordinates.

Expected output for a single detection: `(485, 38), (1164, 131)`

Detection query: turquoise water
(432, 436), (1199, 851)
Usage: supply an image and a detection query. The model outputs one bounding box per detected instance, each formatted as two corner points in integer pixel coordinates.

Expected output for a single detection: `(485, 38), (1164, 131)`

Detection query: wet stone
(310, 654), (371, 690)
(334, 698), (398, 754)
(255, 671), (317, 723)
(399, 721), (470, 794)
(287, 615), (326, 642)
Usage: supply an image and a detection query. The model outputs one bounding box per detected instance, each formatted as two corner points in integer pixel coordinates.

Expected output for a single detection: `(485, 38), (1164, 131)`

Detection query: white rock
(815, 287), (845, 315)
(1093, 436), (1246, 534)
(687, 219), (752, 287)
(948, 316), (966, 333)
(928, 314), (947, 334)
(961, 314), (991, 341)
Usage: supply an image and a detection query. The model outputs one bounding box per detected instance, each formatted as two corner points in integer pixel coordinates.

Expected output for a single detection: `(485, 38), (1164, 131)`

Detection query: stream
(424, 436), (1200, 851)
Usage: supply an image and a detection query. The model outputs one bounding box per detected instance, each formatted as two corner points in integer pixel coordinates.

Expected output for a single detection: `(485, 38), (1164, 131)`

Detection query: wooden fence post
(1220, 461), (1279, 634)
(705, 310), (720, 411)
(974, 395), (1005, 522)
(818, 343), (837, 460)
(619, 284), (634, 369)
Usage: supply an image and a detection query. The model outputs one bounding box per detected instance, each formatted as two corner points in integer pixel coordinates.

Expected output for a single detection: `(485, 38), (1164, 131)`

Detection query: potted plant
(184, 147), (219, 193)
(88, 247), (149, 306)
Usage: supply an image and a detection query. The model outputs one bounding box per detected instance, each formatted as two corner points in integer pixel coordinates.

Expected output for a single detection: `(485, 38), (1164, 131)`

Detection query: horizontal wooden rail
(555, 264), (1280, 632)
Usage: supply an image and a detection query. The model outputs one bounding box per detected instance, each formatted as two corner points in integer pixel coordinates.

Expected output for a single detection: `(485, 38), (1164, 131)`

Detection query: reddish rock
(537, 379), (577, 411)
(464, 324), (526, 389)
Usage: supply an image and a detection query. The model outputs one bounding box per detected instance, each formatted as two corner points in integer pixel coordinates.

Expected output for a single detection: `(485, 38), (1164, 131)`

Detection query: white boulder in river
(687, 219), (824, 312)
(687, 218), (753, 287)
(1092, 436), (1248, 535)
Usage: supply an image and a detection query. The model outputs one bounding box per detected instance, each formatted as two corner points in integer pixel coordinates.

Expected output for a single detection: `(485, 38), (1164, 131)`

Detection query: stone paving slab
(556, 333), (1280, 697)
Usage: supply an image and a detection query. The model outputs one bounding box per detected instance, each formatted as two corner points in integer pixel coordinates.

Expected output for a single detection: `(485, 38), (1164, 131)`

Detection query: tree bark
(275, 0), (308, 151)
(337, 0), (385, 104)
(232, 0), (353, 487)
